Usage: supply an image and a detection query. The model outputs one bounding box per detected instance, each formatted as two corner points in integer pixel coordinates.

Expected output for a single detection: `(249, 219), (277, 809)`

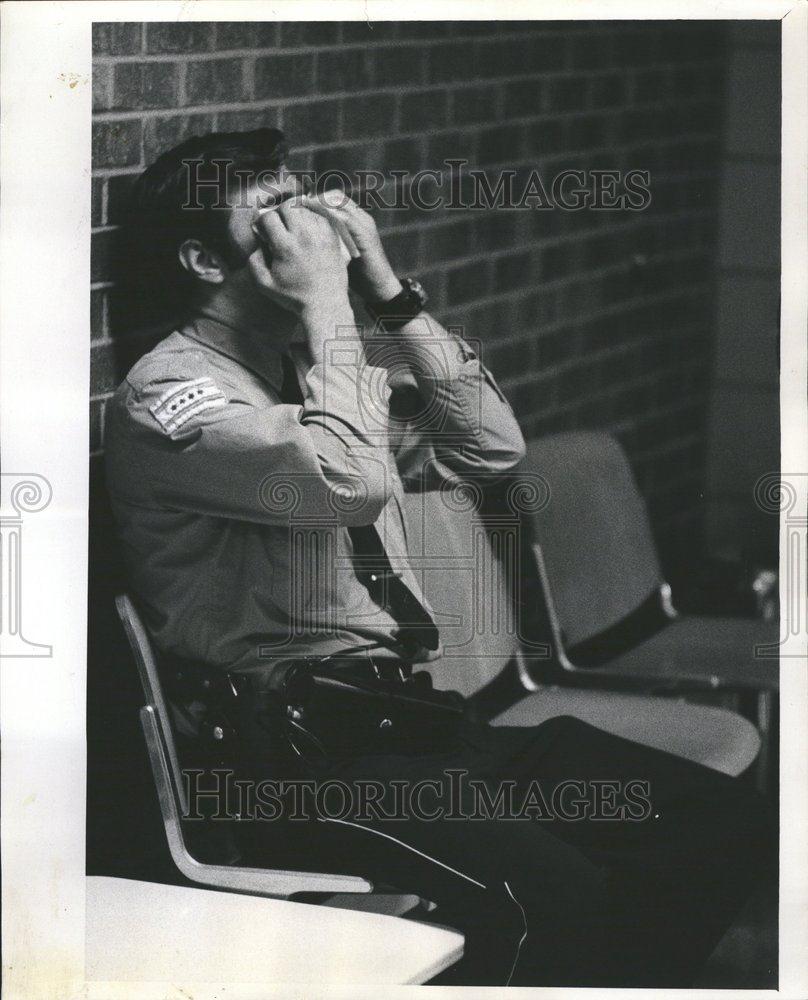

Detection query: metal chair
(403, 469), (761, 777)
(514, 432), (777, 787)
(517, 431), (778, 694)
(116, 593), (375, 899)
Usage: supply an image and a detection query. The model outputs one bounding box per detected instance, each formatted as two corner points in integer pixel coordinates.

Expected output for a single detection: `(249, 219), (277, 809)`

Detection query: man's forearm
(394, 311), (526, 472)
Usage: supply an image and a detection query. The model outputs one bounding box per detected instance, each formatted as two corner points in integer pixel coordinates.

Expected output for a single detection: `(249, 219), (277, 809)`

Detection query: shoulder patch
(148, 377), (226, 434)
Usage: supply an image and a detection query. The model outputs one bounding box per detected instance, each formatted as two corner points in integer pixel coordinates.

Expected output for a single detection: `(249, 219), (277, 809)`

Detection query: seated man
(105, 128), (768, 987)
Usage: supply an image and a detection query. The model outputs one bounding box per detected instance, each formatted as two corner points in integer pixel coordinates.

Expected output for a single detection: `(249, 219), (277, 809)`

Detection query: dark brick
(217, 107), (282, 133)
(91, 344), (117, 395)
(90, 399), (105, 453)
(342, 93), (397, 139)
(93, 120), (142, 168)
(93, 64), (112, 112)
(341, 21), (399, 44)
(525, 33), (569, 72)
(398, 22), (453, 41)
(475, 39), (527, 78)
(567, 114), (608, 151)
(569, 32), (614, 70)
(312, 141), (380, 180)
(91, 228), (118, 284)
(91, 177), (105, 227)
(475, 211), (521, 252)
(446, 261), (492, 305)
(589, 73), (627, 109)
(91, 289), (107, 339)
(380, 136), (427, 175)
(92, 23), (142, 56)
(525, 118), (567, 157)
(500, 80), (544, 119)
(145, 23), (214, 55)
(516, 287), (557, 330)
(547, 75), (588, 112)
(427, 129), (477, 167)
(283, 100), (342, 147)
(485, 332), (538, 376)
(143, 113), (216, 162)
(112, 62), (181, 111)
(255, 53), (316, 98)
(279, 22), (341, 47)
(477, 123), (524, 166)
(185, 58), (246, 105)
(495, 251), (533, 290)
(400, 90), (448, 132)
(106, 174), (137, 226)
(427, 42), (480, 84)
(452, 85), (499, 125)
(374, 47), (426, 87)
(317, 49), (374, 93)
(382, 229), (422, 272)
(215, 22), (279, 50)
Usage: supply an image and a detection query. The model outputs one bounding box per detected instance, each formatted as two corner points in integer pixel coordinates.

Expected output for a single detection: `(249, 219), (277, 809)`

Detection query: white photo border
(1, 1), (805, 997)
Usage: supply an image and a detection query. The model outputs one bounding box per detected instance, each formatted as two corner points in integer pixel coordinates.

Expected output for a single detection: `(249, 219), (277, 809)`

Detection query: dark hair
(125, 128), (287, 307)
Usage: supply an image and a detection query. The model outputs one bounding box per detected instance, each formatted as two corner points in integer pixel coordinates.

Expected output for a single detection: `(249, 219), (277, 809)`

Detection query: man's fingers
(252, 208), (291, 250)
(277, 196), (312, 231)
(301, 195), (361, 258)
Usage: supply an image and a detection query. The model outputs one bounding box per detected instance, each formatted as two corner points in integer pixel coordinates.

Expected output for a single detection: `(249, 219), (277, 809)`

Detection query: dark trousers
(195, 714), (770, 988)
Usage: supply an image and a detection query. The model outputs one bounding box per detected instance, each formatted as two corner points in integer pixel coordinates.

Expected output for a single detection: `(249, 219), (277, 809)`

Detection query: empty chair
(518, 431), (778, 696)
(403, 468), (761, 777)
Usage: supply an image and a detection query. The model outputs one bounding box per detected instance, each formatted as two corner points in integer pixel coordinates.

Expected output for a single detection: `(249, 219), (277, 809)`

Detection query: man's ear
(178, 239), (226, 285)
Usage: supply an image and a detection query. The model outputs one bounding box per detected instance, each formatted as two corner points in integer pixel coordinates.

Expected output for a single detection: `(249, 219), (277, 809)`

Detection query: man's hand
(302, 192), (402, 303)
(248, 198), (351, 318)
(248, 198), (357, 362)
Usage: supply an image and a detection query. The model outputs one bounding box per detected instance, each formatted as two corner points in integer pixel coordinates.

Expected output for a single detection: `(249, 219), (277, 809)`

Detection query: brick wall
(91, 19), (730, 565)
(705, 22), (780, 566)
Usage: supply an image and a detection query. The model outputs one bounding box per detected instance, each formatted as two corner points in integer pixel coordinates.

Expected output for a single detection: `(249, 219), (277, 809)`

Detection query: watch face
(404, 278), (428, 306)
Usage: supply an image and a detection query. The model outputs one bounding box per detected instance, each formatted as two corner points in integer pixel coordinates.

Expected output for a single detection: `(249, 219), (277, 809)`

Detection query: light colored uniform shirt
(105, 312), (526, 671)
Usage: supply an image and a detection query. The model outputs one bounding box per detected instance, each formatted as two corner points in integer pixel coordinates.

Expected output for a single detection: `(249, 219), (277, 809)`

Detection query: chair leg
(754, 690), (776, 798)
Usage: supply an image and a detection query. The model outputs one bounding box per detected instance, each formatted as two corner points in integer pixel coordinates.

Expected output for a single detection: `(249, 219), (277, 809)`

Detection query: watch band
(365, 277), (428, 332)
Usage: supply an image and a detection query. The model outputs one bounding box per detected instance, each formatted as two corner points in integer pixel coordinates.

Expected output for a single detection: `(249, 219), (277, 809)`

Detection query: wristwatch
(365, 277), (428, 332)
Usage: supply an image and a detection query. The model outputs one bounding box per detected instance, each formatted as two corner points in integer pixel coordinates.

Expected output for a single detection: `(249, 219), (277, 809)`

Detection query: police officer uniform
(105, 306), (768, 987)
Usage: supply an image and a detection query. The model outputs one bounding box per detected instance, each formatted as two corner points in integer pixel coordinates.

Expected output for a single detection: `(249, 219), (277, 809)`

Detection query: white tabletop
(85, 876), (463, 989)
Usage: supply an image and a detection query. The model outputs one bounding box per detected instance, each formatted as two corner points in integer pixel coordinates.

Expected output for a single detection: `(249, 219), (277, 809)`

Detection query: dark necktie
(280, 352), (439, 652)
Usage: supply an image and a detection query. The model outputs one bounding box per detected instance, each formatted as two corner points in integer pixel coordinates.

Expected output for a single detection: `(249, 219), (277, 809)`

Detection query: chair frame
(525, 539), (779, 697)
(116, 593), (373, 899)
(523, 543), (726, 695)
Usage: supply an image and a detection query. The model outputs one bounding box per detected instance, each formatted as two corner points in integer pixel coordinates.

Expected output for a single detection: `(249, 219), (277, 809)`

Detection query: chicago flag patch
(149, 377), (226, 434)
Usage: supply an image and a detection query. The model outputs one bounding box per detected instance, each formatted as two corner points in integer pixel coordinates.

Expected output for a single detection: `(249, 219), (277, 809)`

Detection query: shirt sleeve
(395, 313), (527, 476)
(110, 353), (395, 528)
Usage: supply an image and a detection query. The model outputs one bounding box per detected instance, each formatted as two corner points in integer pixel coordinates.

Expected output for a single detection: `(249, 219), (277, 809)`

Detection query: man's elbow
(326, 469), (390, 526)
(487, 422), (527, 472)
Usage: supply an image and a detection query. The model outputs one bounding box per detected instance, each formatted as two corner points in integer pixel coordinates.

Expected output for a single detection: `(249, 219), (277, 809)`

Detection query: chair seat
(491, 687), (761, 777)
(597, 615), (779, 690)
(85, 876), (464, 988)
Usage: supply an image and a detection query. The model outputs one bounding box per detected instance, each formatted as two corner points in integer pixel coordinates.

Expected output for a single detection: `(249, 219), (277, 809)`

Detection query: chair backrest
(403, 480), (522, 699)
(522, 432), (663, 648)
(115, 594), (187, 811)
(115, 593), (372, 898)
